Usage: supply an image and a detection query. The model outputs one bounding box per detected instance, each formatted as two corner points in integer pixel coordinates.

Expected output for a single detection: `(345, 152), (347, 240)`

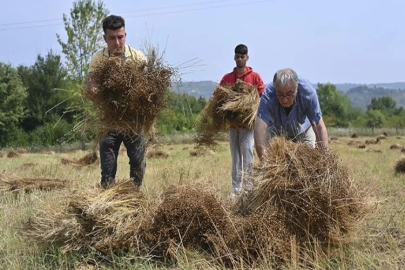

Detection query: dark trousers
(99, 132), (146, 186)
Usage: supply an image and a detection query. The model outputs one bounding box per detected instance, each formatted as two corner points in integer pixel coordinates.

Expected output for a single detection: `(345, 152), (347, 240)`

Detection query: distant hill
(172, 80), (405, 108)
(335, 82), (405, 92)
(171, 80), (217, 100)
(345, 86), (405, 109)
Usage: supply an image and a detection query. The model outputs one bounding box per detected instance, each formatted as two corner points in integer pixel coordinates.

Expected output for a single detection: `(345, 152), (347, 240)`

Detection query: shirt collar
(103, 45), (129, 59)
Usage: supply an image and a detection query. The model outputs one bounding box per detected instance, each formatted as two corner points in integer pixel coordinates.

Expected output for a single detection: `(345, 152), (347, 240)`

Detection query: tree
(364, 109), (386, 135)
(388, 110), (405, 134)
(57, 0), (108, 83)
(367, 96), (397, 117)
(17, 51), (69, 131)
(0, 63), (27, 146)
(316, 83), (353, 127)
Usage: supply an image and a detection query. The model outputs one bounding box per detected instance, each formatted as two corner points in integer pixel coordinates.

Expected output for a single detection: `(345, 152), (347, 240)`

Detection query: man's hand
(86, 73), (99, 102)
(312, 117), (329, 150)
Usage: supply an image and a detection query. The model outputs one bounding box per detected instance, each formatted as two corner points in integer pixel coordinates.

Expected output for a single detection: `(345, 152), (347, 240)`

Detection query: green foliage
(17, 51), (70, 131)
(364, 109), (386, 129)
(29, 118), (76, 147)
(0, 63), (27, 146)
(2, 126), (30, 147)
(316, 83), (355, 127)
(387, 110), (405, 129)
(367, 96), (399, 116)
(56, 0), (109, 82)
(156, 91), (206, 135)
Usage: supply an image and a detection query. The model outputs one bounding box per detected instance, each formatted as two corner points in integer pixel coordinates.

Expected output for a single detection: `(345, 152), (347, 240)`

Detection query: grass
(1, 134), (405, 269)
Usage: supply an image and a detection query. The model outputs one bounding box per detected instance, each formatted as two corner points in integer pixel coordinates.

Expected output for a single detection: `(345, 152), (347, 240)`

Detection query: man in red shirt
(217, 44), (264, 196)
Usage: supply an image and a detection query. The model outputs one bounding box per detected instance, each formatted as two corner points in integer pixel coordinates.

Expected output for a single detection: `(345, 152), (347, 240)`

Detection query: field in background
(1, 133), (405, 269)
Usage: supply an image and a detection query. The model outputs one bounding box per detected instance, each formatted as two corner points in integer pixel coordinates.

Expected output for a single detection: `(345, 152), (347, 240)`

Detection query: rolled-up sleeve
(257, 84), (273, 125)
(301, 79), (322, 125)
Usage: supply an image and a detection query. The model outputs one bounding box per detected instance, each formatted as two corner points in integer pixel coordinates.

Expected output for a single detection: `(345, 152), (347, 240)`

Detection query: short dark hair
(235, 44), (248, 55)
(102, 15), (125, 34)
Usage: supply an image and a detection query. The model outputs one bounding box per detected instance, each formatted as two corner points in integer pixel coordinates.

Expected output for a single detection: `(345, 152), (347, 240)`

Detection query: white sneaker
(228, 190), (241, 199)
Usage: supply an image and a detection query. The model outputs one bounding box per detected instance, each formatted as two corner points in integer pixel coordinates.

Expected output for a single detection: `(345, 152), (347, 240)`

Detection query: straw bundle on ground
(40, 150), (55, 155)
(16, 147), (28, 154)
(189, 148), (214, 157)
(395, 156), (405, 173)
(347, 140), (361, 146)
(244, 137), (373, 250)
(23, 180), (146, 253)
(61, 151), (98, 167)
(7, 150), (20, 158)
(0, 173), (70, 192)
(390, 144), (402, 149)
(137, 186), (235, 262)
(194, 80), (260, 148)
(87, 47), (174, 143)
(366, 148), (382, 153)
(146, 150), (169, 159)
(365, 138), (380, 144)
(18, 162), (37, 170)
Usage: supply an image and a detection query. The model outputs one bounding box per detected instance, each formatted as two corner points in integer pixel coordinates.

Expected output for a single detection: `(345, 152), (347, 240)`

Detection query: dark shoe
(100, 177), (115, 189)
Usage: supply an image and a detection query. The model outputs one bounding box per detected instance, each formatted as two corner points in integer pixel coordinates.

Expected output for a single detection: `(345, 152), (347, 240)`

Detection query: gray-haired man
(254, 68), (329, 160)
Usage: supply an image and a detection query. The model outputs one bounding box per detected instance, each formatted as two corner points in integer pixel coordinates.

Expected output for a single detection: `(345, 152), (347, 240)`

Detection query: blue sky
(1, 0), (404, 85)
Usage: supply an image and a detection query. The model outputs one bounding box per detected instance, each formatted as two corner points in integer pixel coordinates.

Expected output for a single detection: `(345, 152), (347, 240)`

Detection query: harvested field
(3, 134), (405, 269)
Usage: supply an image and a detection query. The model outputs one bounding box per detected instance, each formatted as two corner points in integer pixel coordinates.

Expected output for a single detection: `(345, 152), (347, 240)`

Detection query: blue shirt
(257, 77), (322, 137)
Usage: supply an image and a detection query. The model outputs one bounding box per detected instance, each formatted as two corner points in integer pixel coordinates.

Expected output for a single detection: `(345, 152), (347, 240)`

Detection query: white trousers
(229, 128), (254, 192)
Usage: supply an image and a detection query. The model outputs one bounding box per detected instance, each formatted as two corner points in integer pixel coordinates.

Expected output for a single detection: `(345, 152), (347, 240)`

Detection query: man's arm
(312, 117), (329, 149)
(86, 73), (99, 103)
(254, 117), (268, 161)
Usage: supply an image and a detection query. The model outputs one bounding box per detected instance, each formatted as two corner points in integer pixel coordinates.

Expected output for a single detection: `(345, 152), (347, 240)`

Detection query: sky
(1, 0), (404, 85)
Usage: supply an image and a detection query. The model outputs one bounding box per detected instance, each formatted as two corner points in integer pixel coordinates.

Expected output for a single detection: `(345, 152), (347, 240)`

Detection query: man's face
(275, 82), (298, 108)
(234, 53), (249, 68)
(103, 27), (126, 56)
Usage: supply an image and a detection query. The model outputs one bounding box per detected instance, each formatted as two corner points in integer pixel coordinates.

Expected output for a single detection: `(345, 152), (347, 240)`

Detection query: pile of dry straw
(0, 173), (70, 192)
(23, 137), (375, 268)
(61, 151), (98, 167)
(194, 80), (260, 148)
(87, 47), (175, 143)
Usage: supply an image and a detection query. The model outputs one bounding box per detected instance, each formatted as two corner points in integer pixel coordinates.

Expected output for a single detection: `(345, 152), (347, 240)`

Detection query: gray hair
(273, 68), (298, 89)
